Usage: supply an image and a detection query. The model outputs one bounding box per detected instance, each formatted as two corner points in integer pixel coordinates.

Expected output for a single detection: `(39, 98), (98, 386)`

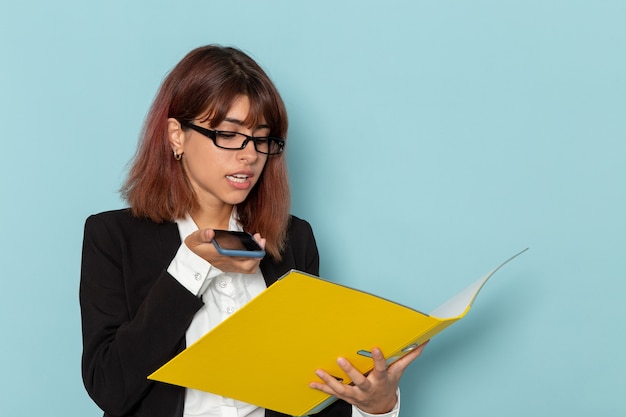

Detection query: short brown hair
(122, 45), (290, 259)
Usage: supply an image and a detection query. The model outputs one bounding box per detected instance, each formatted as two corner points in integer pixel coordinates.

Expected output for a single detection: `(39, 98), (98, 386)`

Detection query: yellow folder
(148, 249), (527, 416)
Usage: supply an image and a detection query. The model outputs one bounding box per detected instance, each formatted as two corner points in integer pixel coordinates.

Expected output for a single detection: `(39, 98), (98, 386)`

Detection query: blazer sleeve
(79, 213), (203, 416)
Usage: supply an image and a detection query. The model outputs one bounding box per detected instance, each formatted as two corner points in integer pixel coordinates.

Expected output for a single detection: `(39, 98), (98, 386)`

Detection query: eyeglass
(179, 120), (285, 155)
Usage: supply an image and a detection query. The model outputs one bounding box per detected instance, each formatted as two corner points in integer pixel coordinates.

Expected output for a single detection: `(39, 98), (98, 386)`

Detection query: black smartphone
(212, 230), (266, 258)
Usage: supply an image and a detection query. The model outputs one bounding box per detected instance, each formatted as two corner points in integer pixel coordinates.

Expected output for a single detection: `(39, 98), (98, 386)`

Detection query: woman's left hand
(309, 342), (428, 415)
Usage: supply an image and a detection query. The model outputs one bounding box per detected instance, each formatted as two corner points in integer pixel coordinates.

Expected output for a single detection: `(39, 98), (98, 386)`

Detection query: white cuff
(352, 388), (401, 417)
(167, 242), (222, 296)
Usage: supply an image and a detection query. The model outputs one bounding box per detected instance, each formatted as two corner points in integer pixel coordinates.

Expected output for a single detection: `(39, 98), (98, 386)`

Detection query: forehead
(224, 96), (268, 127)
(201, 95), (268, 128)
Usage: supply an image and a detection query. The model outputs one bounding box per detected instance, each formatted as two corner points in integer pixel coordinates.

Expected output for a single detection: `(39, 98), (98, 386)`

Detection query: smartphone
(212, 230), (266, 258)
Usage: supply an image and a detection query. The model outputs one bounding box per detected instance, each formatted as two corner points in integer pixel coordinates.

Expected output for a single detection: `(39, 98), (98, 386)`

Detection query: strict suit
(80, 209), (351, 417)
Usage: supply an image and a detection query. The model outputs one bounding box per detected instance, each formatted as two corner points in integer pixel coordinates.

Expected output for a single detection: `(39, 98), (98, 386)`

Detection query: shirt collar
(176, 208), (243, 236)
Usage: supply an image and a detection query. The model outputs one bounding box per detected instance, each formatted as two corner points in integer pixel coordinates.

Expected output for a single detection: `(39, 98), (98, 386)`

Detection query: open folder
(149, 248), (528, 416)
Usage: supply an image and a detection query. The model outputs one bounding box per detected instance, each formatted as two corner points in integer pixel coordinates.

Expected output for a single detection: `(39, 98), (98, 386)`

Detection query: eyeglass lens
(214, 131), (279, 154)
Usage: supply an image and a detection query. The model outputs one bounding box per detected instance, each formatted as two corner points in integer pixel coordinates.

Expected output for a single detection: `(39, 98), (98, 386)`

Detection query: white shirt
(168, 213), (400, 417)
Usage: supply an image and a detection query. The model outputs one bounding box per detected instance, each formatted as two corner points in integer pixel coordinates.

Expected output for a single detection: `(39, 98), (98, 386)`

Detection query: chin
(225, 193), (252, 206)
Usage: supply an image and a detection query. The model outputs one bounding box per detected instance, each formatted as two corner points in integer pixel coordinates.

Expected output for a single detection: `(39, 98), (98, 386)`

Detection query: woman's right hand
(184, 229), (266, 274)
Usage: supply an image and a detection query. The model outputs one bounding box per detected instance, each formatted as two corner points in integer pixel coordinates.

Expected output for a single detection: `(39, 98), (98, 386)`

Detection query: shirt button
(193, 272), (202, 281)
(226, 306), (235, 314)
(218, 281), (227, 288)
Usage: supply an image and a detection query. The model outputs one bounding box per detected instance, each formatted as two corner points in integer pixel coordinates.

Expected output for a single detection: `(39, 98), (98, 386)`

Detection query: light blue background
(1, 1), (624, 416)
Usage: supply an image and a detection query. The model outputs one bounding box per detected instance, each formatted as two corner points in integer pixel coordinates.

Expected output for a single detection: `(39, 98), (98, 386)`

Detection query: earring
(173, 150), (183, 161)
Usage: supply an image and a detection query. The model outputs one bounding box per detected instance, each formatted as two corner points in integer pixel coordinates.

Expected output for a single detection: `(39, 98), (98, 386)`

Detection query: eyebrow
(223, 117), (270, 131)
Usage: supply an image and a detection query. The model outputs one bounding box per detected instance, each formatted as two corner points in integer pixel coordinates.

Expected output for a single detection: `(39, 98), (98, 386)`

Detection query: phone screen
(212, 230), (265, 258)
(213, 230), (262, 251)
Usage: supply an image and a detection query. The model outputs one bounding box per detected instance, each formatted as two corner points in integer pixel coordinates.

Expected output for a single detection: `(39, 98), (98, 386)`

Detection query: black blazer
(80, 209), (350, 417)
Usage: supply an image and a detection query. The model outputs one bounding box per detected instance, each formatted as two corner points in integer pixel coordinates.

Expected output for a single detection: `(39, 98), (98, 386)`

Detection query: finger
(371, 347), (388, 373)
(201, 228), (216, 242)
(252, 233), (266, 249)
(215, 254), (262, 273)
(389, 340), (429, 374)
(186, 228), (215, 246)
(310, 369), (348, 395)
(309, 380), (336, 396)
(239, 259), (263, 274)
(336, 357), (369, 389)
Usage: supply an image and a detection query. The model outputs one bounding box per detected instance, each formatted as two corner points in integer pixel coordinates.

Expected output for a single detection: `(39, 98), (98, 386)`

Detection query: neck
(190, 203), (234, 230)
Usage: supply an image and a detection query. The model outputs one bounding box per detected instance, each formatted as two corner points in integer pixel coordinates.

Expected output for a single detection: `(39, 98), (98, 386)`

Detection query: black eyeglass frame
(179, 120), (285, 155)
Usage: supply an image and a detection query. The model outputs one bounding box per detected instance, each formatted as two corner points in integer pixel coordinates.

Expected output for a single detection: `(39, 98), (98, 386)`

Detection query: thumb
(252, 233), (266, 250)
(186, 228), (215, 246)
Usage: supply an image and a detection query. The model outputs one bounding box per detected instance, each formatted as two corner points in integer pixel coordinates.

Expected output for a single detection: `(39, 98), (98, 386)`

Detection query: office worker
(80, 45), (426, 417)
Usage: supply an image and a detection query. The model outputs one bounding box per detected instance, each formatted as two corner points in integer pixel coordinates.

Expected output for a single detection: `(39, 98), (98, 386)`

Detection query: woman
(80, 45), (426, 417)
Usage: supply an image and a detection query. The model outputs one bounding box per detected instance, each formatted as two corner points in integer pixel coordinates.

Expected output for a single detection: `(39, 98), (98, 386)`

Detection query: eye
(216, 131), (239, 140)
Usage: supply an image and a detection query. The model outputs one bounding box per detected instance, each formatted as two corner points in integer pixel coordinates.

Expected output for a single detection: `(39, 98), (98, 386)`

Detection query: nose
(238, 138), (259, 163)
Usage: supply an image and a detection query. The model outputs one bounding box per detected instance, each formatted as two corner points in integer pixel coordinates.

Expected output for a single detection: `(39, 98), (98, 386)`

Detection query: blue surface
(1, 1), (624, 415)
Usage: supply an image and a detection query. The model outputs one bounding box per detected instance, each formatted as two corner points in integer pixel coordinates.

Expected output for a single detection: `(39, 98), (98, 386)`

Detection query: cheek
(256, 157), (269, 176)
(257, 157), (275, 180)
(182, 150), (222, 180)
(259, 156), (269, 169)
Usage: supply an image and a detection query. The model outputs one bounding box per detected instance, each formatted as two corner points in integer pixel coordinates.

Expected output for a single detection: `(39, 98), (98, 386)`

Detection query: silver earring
(173, 151), (183, 161)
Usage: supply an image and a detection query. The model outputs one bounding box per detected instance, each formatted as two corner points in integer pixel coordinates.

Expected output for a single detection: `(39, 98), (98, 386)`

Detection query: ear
(167, 118), (185, 154)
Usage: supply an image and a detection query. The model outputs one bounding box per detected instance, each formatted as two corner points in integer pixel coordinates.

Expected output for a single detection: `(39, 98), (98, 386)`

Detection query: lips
(225, 170), (255, 189)
(226, 174), (250, 183)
